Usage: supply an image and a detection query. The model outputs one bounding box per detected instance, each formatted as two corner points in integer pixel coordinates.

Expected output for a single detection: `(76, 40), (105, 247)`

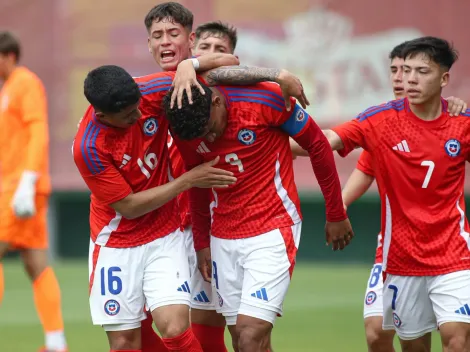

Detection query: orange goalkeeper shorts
(0, 192), (49, 250)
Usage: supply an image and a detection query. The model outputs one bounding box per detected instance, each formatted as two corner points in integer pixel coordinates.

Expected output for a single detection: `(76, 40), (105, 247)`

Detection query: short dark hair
(389, 41), (408, 60)
(144, 2), (193, 32)
(401, 36), (458, 70)
(163, 85), (212, 140)
(195, 21), (238, 51)
(84, 65), (141, 114)
(0, 31), (21, 62)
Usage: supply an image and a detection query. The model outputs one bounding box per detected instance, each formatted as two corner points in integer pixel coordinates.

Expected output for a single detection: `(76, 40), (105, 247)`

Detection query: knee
(107, 329), (140, 350)
(153, 306), (190, 338)
(236, 321), (271, 351)
(159, 319), (189, 338)
(444, 334), (467, 352)
(365, 324), (394, 351)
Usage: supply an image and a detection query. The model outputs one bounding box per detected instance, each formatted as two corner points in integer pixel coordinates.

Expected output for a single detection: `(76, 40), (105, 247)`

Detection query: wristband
(191, 58), (200, 70)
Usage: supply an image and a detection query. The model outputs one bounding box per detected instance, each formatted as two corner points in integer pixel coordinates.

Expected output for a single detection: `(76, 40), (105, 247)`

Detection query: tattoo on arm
(205, 65), (281, 85)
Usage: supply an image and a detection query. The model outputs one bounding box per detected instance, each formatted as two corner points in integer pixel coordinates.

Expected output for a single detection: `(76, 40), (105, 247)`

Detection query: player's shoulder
(11, 67), (45, 91)
(219, 81), (285, 112)
(455, 108), (470, 120)
(356, 98), (405, 122)
(73, 106), (109, 167)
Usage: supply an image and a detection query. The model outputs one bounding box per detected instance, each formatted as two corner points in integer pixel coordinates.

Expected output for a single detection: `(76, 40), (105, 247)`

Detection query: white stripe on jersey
(95, 213), (123, 246)
(273, 154), (301, 223)
(382, 195), (392, 271)
(456, 193), (470, 250)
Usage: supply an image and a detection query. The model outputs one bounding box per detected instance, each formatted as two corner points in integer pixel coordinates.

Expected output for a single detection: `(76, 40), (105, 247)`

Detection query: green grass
(0, 261), (443, 351)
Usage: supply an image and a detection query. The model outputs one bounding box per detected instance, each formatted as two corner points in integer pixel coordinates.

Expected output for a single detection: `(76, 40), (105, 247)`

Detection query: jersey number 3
(420, 160), (435, 188)
(225, 153), (244, 173)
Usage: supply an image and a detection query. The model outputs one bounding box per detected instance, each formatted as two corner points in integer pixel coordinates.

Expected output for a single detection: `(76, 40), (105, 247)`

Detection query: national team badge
(238, 129), (256, 145)
(445, 139), (461, 157)
(143, 118), (158, 136)
(104, 299), (120, 316)
(365, 291), (377, 305)
(393, 312), (402, 328)
(296, 109), (305, 122)
(217, 292), (224, 307)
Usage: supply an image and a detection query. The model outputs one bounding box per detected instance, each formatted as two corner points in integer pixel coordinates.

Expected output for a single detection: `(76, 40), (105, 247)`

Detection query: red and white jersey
(175, 83), (346, 250)
(333, 98), (470, 276)
(356, 150), (383, 264)
(73, 71), (180, 248)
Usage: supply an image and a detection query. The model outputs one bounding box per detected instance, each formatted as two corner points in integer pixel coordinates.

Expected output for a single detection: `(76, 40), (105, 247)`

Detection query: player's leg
(0, 192), (14, 306)
(187, 226), (228, 352)
(140, 310), (168, 352)
(382, 274), (435, 352)
(236, 223), (301, 352)
(144, 229), (202, 351)
(429, 270), (470, 352)
(89, 240), (147, 350)
(0, 241), (8, 307)
(210, 235), (244, 352)
(363, 263), (395, 352)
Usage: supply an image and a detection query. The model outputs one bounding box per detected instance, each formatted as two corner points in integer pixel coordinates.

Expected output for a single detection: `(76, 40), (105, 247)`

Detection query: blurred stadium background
(1, 0), (470, 350)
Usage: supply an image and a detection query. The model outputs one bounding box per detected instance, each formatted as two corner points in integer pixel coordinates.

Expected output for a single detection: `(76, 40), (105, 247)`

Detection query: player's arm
(20, 77), (49, 184)
(342, 151), (375, 210)
(172, 136), (213, 252)
(73, 144), (234, 220)
(290, 138), (309, 158)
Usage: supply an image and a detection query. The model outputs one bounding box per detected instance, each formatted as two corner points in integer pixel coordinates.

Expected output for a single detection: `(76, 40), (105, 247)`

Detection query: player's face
(201, 96), (227, 143)
(96, 101), (142, 129)
(390, 57), (405, 99)
(147, 18), (195, 72)
(403, 53), (449, 105)
(193, 33), (233, 55)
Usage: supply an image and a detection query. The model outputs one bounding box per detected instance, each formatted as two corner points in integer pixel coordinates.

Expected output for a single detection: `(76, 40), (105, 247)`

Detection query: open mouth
(160, 50), (176, 62)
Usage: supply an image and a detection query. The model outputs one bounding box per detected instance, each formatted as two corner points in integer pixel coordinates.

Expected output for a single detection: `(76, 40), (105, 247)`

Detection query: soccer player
(142, 4), (306, 351)
(163, 81), (353, 351)
(292, 41), (468, 352)
(324, 36), (470, 352)
(0, 31), (68, 352)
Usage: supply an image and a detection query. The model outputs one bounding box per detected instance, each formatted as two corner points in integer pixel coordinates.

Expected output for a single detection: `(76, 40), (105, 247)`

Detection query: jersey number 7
(420, 160), (435, 189)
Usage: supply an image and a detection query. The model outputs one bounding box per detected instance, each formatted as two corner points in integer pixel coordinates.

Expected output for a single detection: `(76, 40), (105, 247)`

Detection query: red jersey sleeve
(73, 128), (132, 205)
(173, 135), (212, 251)
(252, 82), (346, 222)
(356, 151), (375, 177)
(331, 104), (391, 157)
(135, 71), (176, 115)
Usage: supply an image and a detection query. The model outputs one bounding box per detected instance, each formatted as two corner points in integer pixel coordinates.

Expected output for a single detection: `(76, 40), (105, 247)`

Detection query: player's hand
(171, 59), (205, 109)
(446, 96), (467, 116)
(325, 218), (354, 251)
(197, 247), (212, 283)
(11, 171), (38, 219)
(188, 156), (237, 188)
(275, 69), (310, 111)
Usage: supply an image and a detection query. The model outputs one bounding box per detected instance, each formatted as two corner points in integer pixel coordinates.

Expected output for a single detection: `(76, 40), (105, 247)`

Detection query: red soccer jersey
(174, 83), (346, 250)
(356, 151), (383, 264)
(73, 71), (180, 248)
(333, 97), (470, 276)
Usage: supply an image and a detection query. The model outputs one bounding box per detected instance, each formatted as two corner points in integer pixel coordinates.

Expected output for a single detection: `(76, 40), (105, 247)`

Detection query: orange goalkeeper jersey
(0, 67), (50, 195)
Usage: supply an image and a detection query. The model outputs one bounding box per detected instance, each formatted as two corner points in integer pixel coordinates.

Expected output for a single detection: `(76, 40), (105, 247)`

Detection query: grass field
(0, 261), (443, 351)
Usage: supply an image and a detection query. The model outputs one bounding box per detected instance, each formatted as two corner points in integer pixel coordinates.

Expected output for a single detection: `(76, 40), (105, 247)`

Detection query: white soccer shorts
(383, 270), (470, 340)
(88, 228), (191, 331)
(210, 222), (301, 326)
(363, 263), (385, 318)
(183, 227), (216, 310)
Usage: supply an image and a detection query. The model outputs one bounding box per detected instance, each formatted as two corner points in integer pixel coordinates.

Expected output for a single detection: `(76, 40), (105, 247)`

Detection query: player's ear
(441, 71), (450, 89)
(212, 95), (221, 107)
(147, 37), (152, 54)
(188, 31), (196, 49)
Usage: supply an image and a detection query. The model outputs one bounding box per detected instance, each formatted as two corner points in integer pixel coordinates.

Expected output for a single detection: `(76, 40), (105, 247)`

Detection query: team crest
(104, 299), (120, 316)
(217, 292), (224, 307)
(143, 118), (158, 136)
(238, 129), (256, 145)
(393, 312), (402, 328)
(296, 109), (305, 122)
(445, 139), (461, 157)
(365, 291), (377, 305)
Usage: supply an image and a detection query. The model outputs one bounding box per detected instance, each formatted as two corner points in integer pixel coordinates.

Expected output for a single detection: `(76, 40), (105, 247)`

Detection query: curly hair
(163, 84), (213, 140)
